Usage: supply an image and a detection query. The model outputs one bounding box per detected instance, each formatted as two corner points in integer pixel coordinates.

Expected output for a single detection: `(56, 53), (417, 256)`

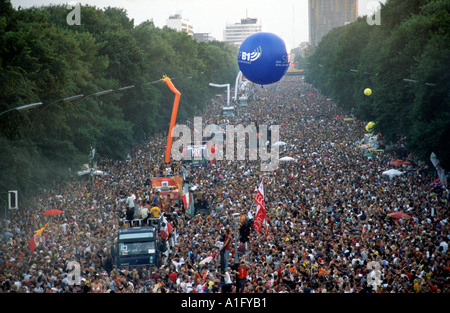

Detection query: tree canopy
(306, 0), (450, 170)
(0, 1), (238, 202)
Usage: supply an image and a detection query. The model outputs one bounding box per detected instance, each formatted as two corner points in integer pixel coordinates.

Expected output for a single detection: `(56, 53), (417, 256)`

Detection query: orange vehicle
(150, 176), (183, 200)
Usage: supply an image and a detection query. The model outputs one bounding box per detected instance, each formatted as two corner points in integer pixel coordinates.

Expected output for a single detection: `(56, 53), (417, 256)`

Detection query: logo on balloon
(238, 32), (290, 85)
(239, 46), (262, 63)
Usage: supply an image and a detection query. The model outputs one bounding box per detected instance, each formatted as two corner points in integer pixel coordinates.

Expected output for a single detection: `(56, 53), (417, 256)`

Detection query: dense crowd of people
(0, 76), (448, 293)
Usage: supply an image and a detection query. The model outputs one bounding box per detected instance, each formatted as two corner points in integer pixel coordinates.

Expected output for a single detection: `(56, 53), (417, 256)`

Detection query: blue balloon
(238, 32), (290, 85)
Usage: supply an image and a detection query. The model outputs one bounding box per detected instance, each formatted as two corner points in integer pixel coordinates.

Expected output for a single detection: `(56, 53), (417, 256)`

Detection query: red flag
(28, 237), (37, 252)
(28, 234), (40, 252)
(182, 193), (189, 211)
(253, 180), (266, 232)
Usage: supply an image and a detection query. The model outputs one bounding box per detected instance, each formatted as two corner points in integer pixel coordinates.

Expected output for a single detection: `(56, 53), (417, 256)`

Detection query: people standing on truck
(126, 191), (136, 220)
(162, 196), (171, 213)
(125, 206), (135, 227)
(153, 191), (162, 208)
(149, 205), (161, 219)
(168, 197), (179, 212)
(126, 191), (136, 210)
(139, 202), (150, 226)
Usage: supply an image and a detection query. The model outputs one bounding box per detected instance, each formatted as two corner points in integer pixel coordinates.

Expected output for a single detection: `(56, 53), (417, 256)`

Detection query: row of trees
(306, 0), (449, 170)
(0, 1), (239, 202)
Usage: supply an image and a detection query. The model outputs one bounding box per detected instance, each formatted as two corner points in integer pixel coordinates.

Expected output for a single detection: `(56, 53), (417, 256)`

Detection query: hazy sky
(11, 0), (385, 48)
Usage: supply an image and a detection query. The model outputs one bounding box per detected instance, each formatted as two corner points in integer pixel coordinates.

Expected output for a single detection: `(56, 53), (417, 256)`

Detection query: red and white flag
(28, 234), (41, 253)
(182, 193), (189, 211)
(199, 252), (217, 265)
(161, 215), (173, 239)
(253, 179), (266, 232)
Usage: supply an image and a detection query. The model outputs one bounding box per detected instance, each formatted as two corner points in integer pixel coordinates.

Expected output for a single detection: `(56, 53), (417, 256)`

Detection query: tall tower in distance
(309, 0), (358, 47)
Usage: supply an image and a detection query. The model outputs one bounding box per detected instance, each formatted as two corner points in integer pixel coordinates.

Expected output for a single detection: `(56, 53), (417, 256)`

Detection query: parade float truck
(113, 215), (167, 268)
(150, 176), (183, 201)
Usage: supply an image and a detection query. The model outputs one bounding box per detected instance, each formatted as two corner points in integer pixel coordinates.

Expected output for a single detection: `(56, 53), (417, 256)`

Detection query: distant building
(166, 14), (194, 36)
(224, 17), (262, 47)
(193, 33), (216, 42)
(297, 41), (311, 58)
(309, 0), (358, 46)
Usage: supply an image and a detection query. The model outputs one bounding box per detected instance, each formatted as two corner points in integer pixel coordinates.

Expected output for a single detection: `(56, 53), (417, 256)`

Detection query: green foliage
(306, 0), (450, 170)
(0, 1), (238, 201)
